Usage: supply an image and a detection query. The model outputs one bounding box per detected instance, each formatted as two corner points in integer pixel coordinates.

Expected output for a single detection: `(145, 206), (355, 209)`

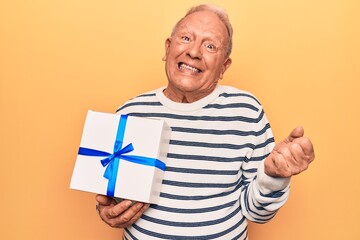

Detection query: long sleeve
(240, 108), (290, 223)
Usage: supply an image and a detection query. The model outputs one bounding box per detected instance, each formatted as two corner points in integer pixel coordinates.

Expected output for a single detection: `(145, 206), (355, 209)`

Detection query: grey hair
(171, 4), (233, 58)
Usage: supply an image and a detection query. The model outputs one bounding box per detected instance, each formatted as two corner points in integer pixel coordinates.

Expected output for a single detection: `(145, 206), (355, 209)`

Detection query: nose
(186, 41), (202, 60)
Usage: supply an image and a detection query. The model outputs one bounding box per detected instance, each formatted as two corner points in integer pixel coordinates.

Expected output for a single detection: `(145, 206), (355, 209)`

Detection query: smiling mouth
(178, 62), (202, 73)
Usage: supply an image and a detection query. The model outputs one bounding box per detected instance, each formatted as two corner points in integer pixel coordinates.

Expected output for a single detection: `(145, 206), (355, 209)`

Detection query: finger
(105, 200), (133, 219)
(283, 141), (315, 175)
(123, 203), (150, 227)
(96, 194), (116, 206)
(275, 153), (292, 177)
(289, 142), (306, 161)
(293, 137), (315, 160)
(289, 141), (313, 164)
(273, 153), (287, 168)
(265, 152), (291, 177)
(288, 142), (310, 174)
(285, 126), (304, 143)
(113, 203), (150, 228)
(278, 142), (308, 171)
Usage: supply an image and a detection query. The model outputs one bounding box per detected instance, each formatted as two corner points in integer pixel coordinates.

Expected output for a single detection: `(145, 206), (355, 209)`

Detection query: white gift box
(70, 110), (171, 204)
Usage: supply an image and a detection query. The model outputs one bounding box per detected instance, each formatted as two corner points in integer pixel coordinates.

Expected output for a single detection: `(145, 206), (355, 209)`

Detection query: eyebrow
(175, 27), (225, 45)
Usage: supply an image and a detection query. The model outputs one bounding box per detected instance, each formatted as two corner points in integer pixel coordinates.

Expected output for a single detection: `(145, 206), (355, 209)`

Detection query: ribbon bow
(100, 142), (134, 196)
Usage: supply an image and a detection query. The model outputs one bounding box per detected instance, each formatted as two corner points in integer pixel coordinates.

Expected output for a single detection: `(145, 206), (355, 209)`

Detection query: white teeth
(180, 63), (200, 73)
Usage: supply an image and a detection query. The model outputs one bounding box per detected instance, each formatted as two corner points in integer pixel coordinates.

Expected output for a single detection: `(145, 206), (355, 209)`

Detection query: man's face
(164, 10), (232, 99)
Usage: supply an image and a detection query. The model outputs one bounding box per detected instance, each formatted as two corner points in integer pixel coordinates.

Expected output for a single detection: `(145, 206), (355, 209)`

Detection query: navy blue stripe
(117, 101), (162, 112)
(151, 200), (238, 214)
(243, 154), (270, 163)
(141, 207), (241, 227)
(249, 213), (276, 223)
(162, 178), (240, 188)
(170, 139), (255, 150)
(171, 122), (271, 136)
(123, 230), (137, 240)
(165, 166), (238, 175)
(260, 190), (286, 198)
(259, 202), (273, 207)
(160, 181), (243, 200)
(204, 103), (259, 111)
(170, 138), (273, 150)
(167, 153), (265, 163)
(167, 154), (265, 163)
(170, 137), (272, 153)
(127, 110), (264, 123)
(232, 228), (247, 240)
(120, 102), (258, 112)
(242, 168), (257, 173)
(248, 200), (278, 221)
(248, 199), (277, 218)
(132, 211), (246, 239)
(219, 92), (261, 105)
(136, 93), (156, 98)
(256, 137), (275, 148)
(167, 153), (245, 162)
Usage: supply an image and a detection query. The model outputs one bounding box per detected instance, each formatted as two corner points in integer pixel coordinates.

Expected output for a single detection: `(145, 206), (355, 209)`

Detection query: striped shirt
(116, 85), (290, 240)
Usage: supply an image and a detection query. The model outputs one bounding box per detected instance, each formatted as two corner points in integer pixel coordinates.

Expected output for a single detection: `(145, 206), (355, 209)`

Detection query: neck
(163, 88), (189, 103)
(163, 87), (215, 103)
(163, 82), (219, 103)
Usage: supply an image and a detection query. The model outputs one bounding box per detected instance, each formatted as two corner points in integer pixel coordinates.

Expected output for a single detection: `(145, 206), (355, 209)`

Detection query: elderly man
(96, 4), (315, 239)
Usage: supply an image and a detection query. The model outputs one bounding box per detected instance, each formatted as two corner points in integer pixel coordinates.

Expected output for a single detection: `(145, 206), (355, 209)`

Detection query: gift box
(70, 110), (171, 204)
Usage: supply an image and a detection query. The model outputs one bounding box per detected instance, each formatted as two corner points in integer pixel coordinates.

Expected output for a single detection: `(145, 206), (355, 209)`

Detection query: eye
(181, 36), (190, 41)
(205, 43), (217, 52)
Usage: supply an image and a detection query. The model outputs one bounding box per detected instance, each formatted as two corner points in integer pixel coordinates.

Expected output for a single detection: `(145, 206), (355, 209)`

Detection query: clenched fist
(265, 126), (315, 178)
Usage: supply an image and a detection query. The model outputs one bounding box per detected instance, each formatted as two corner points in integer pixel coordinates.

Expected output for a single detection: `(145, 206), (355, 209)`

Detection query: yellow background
(1, 0), (359, 239)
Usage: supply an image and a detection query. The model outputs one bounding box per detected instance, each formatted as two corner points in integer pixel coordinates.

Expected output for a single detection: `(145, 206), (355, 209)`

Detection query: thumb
(285, 126), (304, 143)
(96, 194), (115, 206)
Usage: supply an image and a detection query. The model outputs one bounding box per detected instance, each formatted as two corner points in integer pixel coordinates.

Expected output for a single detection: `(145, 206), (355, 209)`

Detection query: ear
(219, 58), (232, 79)
(162, 38), (172, 61)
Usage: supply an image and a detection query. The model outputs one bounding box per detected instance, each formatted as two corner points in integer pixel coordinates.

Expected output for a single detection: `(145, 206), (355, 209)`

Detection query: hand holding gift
(95, 195), (150, 228)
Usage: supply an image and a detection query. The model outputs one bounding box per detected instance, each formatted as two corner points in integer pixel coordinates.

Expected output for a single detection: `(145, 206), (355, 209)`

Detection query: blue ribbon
(78, 115), (166, 197)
